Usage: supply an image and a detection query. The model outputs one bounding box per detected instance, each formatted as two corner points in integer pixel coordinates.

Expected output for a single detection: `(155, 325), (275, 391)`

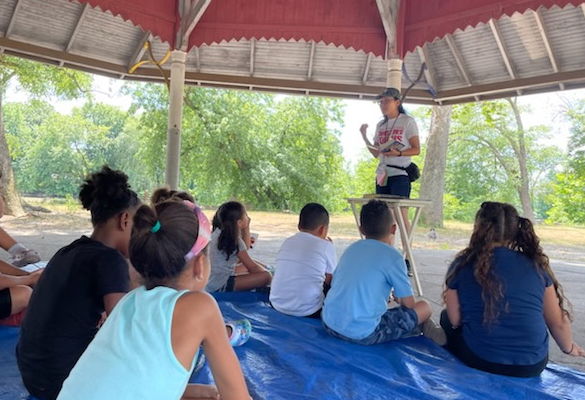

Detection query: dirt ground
(1, 207), (584, 372)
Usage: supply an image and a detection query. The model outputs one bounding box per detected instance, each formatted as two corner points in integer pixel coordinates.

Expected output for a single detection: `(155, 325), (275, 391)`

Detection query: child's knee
(263, 271), (272, 285)
(10, 285), (33, 314)
(413, 300), (432, 322)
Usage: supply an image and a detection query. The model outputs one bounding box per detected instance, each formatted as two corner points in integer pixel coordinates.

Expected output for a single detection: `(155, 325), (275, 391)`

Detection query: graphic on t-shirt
(377, 128), (405, 151)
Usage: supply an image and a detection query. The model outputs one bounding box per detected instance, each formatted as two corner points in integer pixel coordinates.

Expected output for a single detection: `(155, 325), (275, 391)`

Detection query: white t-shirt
(373, 114), (419, 177)
(270, 232), (336, 317)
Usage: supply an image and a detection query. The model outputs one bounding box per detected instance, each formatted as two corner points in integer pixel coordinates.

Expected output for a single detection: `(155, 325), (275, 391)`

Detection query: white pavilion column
(165, 50), (187, 189)
(386, 57), (403, 90)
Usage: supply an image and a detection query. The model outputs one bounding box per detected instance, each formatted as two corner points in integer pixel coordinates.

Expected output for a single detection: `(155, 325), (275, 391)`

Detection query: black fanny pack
(386, 163), (421, 182)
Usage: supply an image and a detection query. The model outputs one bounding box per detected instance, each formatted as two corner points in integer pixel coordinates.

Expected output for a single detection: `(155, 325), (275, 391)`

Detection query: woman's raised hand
(360, 124), (368, 136)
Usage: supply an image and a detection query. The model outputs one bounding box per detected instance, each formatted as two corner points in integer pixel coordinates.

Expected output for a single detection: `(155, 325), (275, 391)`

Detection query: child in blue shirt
(442, 202), (584, 377)
(322, 200), (444, 345)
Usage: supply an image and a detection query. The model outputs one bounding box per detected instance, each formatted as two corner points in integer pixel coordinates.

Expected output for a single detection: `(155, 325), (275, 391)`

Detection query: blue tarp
(2, 292), (585, 399)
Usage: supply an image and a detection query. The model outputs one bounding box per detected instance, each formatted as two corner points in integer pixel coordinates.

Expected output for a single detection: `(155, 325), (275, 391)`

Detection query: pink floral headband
(183, 200), (212, 261)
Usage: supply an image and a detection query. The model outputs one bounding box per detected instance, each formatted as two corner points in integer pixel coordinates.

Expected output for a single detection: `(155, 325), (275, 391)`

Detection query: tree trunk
(0, 91), (25, 216)
(419, 105), (452, 227)
(508, 99), (535, 221)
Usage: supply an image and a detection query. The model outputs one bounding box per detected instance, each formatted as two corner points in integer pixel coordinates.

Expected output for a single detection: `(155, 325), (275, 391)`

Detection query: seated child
(270, 203), (336, 318)
(206, 201), (271, 292)
(150, 186), (195, 204)
(0, 194), (40, 267)
(57, 200), (250, 400)
(150, 187), (252, 346)
(322, 199), (445, 345)
(17, 166), (139, 400)
(0, 263), (42, 320)
(442, 201), (585, 377)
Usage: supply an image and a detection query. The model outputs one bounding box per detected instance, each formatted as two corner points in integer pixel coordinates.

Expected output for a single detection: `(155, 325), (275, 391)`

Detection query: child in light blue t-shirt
(57, 201), (250, 400)
(322, 200), (445, 345)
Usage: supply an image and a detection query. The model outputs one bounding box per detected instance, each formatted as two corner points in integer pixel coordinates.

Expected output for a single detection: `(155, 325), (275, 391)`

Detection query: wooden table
(347, 195), (431, 296)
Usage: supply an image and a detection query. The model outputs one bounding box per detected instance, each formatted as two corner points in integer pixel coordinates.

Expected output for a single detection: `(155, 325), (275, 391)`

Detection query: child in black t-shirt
(17, 166), (140, 400)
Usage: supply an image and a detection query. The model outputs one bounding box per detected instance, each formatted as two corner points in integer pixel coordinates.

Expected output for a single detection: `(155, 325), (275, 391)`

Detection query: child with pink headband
(58, 200), (250, 400)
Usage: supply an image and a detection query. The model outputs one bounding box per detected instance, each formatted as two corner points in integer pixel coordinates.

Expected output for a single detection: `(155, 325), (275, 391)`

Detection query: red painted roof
(398, 0), (582, 56)
(77, 0), (178, 46)
(74, 0), (583, 57)
(188, 0), (386, 56)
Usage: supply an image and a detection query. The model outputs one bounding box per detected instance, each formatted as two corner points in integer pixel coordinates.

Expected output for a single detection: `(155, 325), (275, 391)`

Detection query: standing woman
(360, 87), (420, 200)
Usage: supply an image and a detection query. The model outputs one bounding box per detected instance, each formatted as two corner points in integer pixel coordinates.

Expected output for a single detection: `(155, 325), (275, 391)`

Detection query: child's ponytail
(130, 201), (200, 289)
(216, 202), (246, 260)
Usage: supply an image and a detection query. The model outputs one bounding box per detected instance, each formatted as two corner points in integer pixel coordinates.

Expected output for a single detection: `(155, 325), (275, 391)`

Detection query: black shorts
(376, 175), (411, 198)
(439, 310), (548, 377)
(0, 288), (12, 319)
(218, 275), (236, 292)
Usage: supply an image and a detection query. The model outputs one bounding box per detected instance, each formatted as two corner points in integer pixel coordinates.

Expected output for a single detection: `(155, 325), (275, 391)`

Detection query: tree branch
(463, 137), (517, 179)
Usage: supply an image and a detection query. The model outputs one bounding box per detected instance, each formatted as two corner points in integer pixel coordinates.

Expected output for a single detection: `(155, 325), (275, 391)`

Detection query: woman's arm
(444, 289), (461, 328)
(543, 286), (585, 356)
(360, 124), (380, 158)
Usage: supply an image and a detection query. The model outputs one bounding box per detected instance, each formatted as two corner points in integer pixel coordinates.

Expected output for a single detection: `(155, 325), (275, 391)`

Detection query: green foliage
(6, 100), (154, 197)
(5, 84), (349, 211)
(0, 56), (91, 97)
(112, 84), (350, 211)
(546, 100), (585, 223)
(445, 100), (562, 220)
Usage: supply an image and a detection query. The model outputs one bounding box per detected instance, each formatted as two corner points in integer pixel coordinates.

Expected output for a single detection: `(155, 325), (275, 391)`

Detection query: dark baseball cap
(375, 87), (401, 100)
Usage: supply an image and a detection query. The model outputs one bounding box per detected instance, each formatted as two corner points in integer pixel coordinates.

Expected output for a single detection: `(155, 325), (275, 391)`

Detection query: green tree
(6, 100), (154, 197)
(447, 99), (562, 221)
(125, 84), (349, 211)
(0, 56), (91, 214)
(547, 100), (585, 223)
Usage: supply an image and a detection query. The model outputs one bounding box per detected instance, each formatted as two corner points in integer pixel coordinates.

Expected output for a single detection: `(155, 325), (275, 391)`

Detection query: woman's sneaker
(421, 318), (447, 346)
(227, 319), (252, 347)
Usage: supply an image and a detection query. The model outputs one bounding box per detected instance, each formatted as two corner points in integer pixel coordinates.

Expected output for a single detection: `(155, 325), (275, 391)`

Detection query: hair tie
(150, 220), (161, 233)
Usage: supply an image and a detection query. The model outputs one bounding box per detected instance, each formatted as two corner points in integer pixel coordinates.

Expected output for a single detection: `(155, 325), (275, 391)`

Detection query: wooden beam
(436, 68), (585, 101)
(65, 3), (89, 53)
(249, 38), (255, 76)
(128, 31), (152, 70)
(533, 8), (563, 89)
(488, 19), (522, 96)
(488, 19), (515, 79)
(307, 40), (316, 79)
(5, 0), (23, 38)
(416, 44), (437, 90)
(444, 34), (472, 86)
(533, 9), (558, 72)
(362, 53), (372, 84)
(375, 0), (398, 54)
(177, 0), (212, 50)
(4, 35), (585, 106)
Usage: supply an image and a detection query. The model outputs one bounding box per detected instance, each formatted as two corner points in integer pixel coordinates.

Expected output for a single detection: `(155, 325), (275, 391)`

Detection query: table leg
(393, 205), (423, 296)
(409, 207), (423, 245)
(350, 201), (363, 239)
